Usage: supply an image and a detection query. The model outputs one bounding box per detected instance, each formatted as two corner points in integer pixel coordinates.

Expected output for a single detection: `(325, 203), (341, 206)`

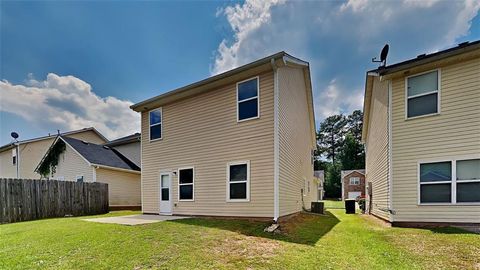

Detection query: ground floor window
(227, 161), (250, 201)
(419, 158), (480, 204)
(178, 167), (194, 201)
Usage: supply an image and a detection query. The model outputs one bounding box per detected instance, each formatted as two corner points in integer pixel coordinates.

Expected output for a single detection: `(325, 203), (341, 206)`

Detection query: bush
(357, 198), (366, 213)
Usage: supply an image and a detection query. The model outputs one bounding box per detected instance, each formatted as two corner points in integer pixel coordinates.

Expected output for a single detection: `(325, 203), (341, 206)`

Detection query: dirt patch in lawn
(212, 234), (281, 264)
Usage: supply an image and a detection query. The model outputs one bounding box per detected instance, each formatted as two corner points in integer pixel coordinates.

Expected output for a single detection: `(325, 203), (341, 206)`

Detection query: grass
(0, 205), (478, 270)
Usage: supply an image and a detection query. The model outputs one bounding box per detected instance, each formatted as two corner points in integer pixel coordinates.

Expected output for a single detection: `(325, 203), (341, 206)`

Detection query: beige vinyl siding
(0, 130), (106, 179)
(96, 168), (141, 206)
(391, 56), (480, 223)
(112, 142), (140, 167)
(278, 66), (315, 216)
(141, 71), (274, 217)
(365, 77), (391, 221)
(51, 143), (93, 183)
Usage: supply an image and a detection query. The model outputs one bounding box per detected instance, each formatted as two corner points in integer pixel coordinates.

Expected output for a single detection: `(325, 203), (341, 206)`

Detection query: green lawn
(0, 206), (479, 269)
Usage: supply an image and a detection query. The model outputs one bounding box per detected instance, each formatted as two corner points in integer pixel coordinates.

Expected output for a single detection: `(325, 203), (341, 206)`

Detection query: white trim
(178, 166), (194, 202)
(148, 107), (163, 142)
(140, 131), (144, 212)
(226, 160), (251, 202)
(387, 80), (393, 217)
(236, 76), (260, 122)
(272, 60), (279, 221)
(92, 166), (97, 182)
(59, 137), (92, 166)
(417, 154), (480, 205)
(405, 68), (441, 120)
(92, 164), (141, 174)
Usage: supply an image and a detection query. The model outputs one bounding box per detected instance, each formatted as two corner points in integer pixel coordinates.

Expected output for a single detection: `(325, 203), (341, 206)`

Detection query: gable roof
(0, 127), (108, 152)
(104, 133), (140, 147)
(341, 169), (365, 179)
(36, 136), (140, 174)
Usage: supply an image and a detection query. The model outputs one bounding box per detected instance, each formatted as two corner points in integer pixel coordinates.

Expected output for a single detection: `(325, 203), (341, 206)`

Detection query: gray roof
(341, 169), (365, 178)
(62, 136), (139, 171)
(104, 133), (140, 147)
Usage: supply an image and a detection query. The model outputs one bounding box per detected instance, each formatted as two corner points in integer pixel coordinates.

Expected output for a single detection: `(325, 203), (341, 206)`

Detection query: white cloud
(212, 0), (479, 124)
(0, 73), (139, 140)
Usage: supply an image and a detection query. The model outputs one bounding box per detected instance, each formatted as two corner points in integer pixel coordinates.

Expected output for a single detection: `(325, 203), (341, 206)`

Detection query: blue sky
(1, 0), (479, 145)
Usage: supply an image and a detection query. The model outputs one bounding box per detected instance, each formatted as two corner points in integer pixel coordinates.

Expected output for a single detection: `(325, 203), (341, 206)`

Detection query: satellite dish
(372, 43), (389, 67)
(11, 132), (19, 139)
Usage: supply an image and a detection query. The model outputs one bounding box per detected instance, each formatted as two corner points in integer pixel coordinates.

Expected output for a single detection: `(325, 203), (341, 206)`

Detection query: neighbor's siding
(391, 56), (480, 223)
(51, 143), (93, 183)
(0, 130), (106, 179)
(278, 66), (316, 216)
(365, 77), (391, 221)
(96, 168), (141, 206)
(141, 71), (275, 217)
(112, 141), (141, 167)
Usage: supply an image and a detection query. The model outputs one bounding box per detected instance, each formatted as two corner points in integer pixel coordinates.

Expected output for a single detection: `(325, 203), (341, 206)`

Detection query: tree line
(315, 110), (364, 198)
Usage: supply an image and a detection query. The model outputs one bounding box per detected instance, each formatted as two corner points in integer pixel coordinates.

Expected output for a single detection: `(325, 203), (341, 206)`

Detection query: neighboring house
(36, 136), (141, 208)
(314, 170), (325, 201)
(104, 133), (141, 167)
(341, 170), (365, 200)
(362, 41), (480, 226)
(131, 52), (317, 221)
(0, 128), (107, 179)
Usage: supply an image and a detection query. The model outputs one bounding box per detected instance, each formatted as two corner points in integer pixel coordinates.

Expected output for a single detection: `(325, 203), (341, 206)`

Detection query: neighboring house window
(227, 161), (250, 201)
(419, 158), (480, 204)
(237, 77), (259, 121)
(350, 177), (360, 185)
(406, 70), (439, 118)
(12, 148), (16, 165)
(150, 108), (162, 140)
(76, 175), (84, 183)
(178, 167), (194, 201)
(57, 176), (65, 181)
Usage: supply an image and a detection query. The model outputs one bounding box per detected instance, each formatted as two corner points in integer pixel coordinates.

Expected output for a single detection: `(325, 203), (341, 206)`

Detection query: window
(237, 77), (259, 121)
(161, 174), (169, 201)
(419, 158), (480, 204)
(149, 108), (162, 140)
(76, 175), (84, 183)
(178, 167), (194, 201)
(406, 70), (439, 118)
(227, 161), (250, 201)
(12, 148), (16, 165)
(350, 177), (360, 185)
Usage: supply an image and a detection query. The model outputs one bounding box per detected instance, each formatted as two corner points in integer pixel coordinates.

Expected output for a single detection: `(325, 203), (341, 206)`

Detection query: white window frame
(226, 161), (250, 202)
(178, 167), (194, 202)
(76, 175), (84, 183)
(236, 76), (260, 122)
(405, 69), (441, 120)
(12, 148), (17, 165)
(418, 154), (480, 206)
(349, 177), (360, 185)
(149, 108), (163, 142)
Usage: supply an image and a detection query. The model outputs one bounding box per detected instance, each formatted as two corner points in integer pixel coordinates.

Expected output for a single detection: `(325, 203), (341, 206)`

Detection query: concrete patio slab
(83, 214), (189, 226)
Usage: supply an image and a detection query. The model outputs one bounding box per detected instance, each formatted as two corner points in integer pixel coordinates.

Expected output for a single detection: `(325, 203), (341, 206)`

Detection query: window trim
(417, 154), (480, 206)
(178, 166), (194, 202)
(405, 68), (441, 120)
(226, 160), (250, 202)
(149, 107), (163, 142)
(236, 76), (260, 123)
(349, 177), (360, 185)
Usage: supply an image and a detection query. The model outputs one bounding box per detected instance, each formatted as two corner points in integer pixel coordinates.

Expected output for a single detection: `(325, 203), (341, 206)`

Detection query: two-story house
(131, 52), (317, 221)
(341, 169), (365, 200)
(362, 41), (480, 227)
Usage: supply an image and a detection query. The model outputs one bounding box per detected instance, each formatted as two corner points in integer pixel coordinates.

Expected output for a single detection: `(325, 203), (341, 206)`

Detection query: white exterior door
(348, 192), (361, 199)
(159, 173), (172, 214)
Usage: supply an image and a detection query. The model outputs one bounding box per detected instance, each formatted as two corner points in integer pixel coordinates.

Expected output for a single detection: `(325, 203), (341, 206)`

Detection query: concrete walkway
(83, 214), (189, 226)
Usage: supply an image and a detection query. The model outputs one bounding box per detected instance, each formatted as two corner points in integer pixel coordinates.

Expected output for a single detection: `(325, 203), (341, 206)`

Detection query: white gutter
(387, 80), (394, 221)
(92, 164), (141, 174)
(271, 58), (280, 222)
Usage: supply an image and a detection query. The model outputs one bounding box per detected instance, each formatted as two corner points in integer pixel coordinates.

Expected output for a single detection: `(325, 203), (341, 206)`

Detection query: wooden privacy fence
(0, 178), (108, 224)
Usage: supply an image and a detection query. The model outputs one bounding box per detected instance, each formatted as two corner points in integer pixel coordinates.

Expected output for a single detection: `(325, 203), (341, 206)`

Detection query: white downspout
(271, 58), (280, 222)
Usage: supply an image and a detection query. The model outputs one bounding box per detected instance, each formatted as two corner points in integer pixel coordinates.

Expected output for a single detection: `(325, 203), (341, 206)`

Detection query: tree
(316, 114), (346, 163)
(346, 110), (363, 142)
(324, 162), (342, 198)
(338, 133), (365, 170)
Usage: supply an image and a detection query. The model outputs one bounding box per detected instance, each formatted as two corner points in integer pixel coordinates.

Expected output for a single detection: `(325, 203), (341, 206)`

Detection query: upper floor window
(237, 77), (259, 121)
(349, 177), (360, 185)
(149, 108), (162, 140)
(406, 70), (439, 118)
(12, 148), (16, 165)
